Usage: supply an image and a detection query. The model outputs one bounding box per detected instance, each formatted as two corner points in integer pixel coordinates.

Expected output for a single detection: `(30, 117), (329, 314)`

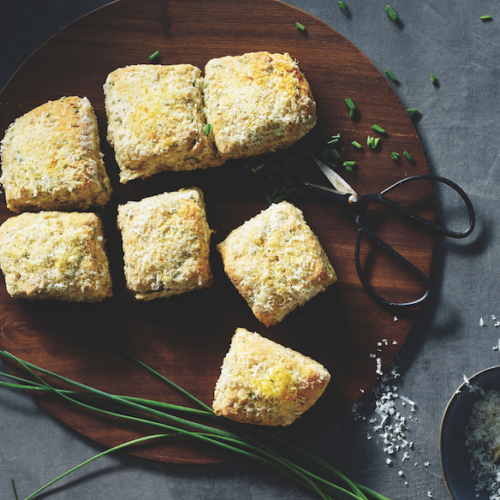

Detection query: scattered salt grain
(394, 316), (398, 322)
(480, 317), (486, 327)
(398, 470), (404, 477)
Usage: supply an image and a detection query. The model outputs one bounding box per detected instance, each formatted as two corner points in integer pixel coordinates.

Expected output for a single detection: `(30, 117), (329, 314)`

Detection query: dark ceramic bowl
(440, 366), (500, 500)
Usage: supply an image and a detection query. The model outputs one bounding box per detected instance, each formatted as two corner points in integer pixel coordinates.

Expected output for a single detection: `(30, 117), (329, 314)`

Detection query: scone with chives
(217, 201), (336, 327)
(0, 212), (112, 302)
(0, 96), (112, 213)
(203, 51), (317, 161)
(104, 64), (224, 183)
(213, 328), (331, 426)
(117, 187), (213, 300)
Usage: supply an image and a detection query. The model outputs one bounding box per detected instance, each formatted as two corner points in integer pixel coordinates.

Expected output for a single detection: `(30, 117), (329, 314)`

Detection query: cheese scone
(117, 187), (213, 300)
(0, 96), (112, 213)
(204, 51), (317, 160)
(0, 212), (112, 301)
(213, 328), (330, 426)
(217, 201), (336, 327)
(104, 64), (224, 183)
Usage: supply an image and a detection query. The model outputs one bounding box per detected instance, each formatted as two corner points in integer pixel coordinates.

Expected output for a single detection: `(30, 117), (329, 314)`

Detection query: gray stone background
(0, 1), (498, 499)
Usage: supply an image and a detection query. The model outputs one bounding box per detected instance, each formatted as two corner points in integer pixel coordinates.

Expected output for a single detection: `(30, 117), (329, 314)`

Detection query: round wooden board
(0, 0), (434, 464)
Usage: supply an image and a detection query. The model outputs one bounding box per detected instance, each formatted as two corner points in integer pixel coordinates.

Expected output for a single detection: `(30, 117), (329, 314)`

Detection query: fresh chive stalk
(406, 108), (420, 114)
(148, 50), (160, 62)
(385, 5), (398, 23)
(296, 21), (306, 31)
(385, 70), (398, 82)
(391, 152), (401, 161)
(403, 150), (413, 160)
(11, 478), (18, 500)
(371, 124), (386, 134)
(339, 1), (347, 11)
(0, 346), (391, 500)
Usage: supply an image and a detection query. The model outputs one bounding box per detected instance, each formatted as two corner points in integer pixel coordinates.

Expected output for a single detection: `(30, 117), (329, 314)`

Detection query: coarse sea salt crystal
(480, 317), (486, 327)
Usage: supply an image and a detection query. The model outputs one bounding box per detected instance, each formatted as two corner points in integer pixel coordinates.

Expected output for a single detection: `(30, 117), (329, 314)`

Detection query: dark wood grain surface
(0, 0), (434, 464)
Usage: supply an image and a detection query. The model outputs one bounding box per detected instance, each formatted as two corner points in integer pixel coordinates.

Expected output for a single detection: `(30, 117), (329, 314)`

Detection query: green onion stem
(23, 434), (173, 500)
(384, 70), (398, 83)
(148, 50), (160, 62)
(385, 5), (398, 23)
(11, 478), (18, 500)
(371, 124), (386, 134)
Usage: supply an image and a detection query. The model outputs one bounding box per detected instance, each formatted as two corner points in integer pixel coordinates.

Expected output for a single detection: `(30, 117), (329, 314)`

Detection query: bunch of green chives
(0, 341), (391, 500)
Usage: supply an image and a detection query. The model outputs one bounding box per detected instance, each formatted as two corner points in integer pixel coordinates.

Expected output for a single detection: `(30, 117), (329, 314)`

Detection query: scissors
(302, 158), (475, 308)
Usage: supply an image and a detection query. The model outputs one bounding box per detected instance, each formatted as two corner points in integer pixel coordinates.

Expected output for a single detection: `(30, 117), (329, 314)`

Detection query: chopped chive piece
(321, 148), (330, 160)
(430, 74), (436, 85)
(352, 141), (363, 150)
(406, 108), (420, 114)
(403, 150), (413, 160)
(339, 1), (347, 10)
(367, 136), (374, 147)
(480, 15), (492, 21)
(371, 124), (386, 134)
(302, 148), (314, 159)
(372, 137), (380, 148)
(385, 70), (398, 82)
(330, 148), (341, 159)
(344, 97), (356, 110)
(327, 138), (340, 146)
(349, 109), (355, 119)
(343, 161), (356, 167)
(204, 123), (211, 135)
(148, 50), (160, 62)
(266, 194), (273, 205)
(326, 161), (338, 169)
(391, 152), (401, 161)
(345, 166), (354, 173)
(296, 21), (306, 31)
(331, 133), (341, 140)
(11, 478), (18, 500)
(385, 5), (398, 23)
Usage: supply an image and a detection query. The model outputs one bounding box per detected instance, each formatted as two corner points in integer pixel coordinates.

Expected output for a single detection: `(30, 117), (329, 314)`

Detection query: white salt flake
(480, 317), (486, 327)
(398, 470), (404, 477)
(394, 316), (398, 322)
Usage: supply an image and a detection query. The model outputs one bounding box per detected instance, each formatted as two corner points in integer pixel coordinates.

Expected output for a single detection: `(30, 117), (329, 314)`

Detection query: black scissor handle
(351, 174), (475, 308)
(376, 174), (475, 238)
(353, 224), (430, 308)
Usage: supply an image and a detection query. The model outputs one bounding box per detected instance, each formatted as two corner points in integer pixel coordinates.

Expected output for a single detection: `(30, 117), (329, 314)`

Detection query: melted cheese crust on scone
(213, 328), (331, 426)
(117, 187), (213, 300)
(0, 211), (112, 301)
(204, 51), (317, 160)
(104, 64), (224, 183)
(0, 96), (112, 213)
(217, 201), (336, 326)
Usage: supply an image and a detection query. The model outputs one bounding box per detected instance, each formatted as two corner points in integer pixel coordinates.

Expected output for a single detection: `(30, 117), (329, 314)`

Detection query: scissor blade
(302, 181), (352, 206)
(314, 158), (357, 196)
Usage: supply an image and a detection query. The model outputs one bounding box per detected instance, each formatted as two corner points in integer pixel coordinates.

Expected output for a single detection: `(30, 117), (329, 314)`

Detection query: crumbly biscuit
(217, 201), (336, 326)
(0, 96), (112, 213)
(213, 328), (331, 426)
(0, 212), (112, 301)
(204, 51), (317, 160)
(104, 64), (224, 183)
(117, 187), (213, 300)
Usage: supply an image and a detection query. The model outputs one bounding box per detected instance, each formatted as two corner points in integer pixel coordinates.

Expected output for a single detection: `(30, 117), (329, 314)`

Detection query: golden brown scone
(103, 64), (224, 183)
(204, 51), (317, 161)
(0, 212), (112, 301)
(117, 187), (213, 300)
(217, 201), (336, 326)
(213, 328), (331, 426)
(0, 96), (112, 213)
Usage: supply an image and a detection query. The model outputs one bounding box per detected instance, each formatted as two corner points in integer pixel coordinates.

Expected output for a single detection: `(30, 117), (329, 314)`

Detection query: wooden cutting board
(0, 0), (434, 464)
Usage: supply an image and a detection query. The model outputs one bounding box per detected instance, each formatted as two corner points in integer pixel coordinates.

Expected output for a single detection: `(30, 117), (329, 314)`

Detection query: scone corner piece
(117, 187), (213, 301)
(103, 64), (224, 183)
(213, 328), (331, 426)
(204, 51), (317, 161)
(217, 201), (336, 327)
(0, 211), (112, 302)
(0, 96), (112, 213)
